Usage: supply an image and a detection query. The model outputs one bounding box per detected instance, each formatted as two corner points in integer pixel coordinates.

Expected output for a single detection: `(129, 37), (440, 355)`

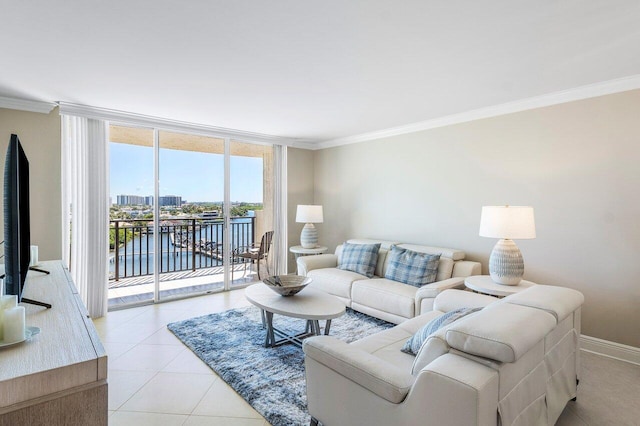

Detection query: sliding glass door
(229, 140), (274, 288)
(107, 125), (274, 307)
(108, 126), (156, 307)
(157, 131), (226, 300)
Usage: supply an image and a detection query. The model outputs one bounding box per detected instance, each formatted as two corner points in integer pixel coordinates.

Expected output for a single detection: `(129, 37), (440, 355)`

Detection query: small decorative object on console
(263, 275), (312, 296)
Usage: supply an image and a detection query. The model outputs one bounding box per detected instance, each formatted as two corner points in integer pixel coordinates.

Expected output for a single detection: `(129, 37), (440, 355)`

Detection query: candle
(1, 295), (17, 310)
(30, 245), (39, 267)
(1, 295), (19, 342)
(4, 306), (26, 343)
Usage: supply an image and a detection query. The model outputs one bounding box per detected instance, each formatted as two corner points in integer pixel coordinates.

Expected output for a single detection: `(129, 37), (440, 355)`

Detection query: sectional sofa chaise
(303, 285), (584, 426)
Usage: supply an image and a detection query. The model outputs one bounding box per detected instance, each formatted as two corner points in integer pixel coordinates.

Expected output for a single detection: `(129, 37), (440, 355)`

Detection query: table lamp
(479, 205), (536, 285)
(296, 205), (323, 248)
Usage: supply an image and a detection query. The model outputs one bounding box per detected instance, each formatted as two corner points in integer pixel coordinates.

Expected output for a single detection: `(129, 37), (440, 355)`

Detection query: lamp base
(300, 223), (318, 249)
(489, 239), (524, 285)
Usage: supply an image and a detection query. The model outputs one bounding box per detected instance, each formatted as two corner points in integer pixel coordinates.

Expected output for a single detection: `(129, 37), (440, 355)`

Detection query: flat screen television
(3, 134), (50, 308)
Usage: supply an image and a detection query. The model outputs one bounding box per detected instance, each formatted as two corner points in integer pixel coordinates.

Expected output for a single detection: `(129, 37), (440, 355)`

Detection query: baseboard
(580, 335), (640, 366)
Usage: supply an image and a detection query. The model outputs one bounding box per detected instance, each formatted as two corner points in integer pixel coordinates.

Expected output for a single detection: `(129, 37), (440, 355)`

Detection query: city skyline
(110, 142), (264, 203)
(115, 194), (182, 206)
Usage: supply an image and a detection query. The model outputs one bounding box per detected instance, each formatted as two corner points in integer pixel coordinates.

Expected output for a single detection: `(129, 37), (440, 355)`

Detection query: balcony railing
(109, 216), (256, 281)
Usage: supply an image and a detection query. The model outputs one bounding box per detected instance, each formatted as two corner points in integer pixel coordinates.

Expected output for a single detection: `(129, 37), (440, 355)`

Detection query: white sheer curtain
(61, 115), (109, 318)
(271, 145), (288, 275)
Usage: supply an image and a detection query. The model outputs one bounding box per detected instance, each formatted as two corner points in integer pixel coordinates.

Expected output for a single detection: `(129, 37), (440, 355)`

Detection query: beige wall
(314, 90), (640, 348)
(287, 147), (315, 272)
(0, 108), (62, 261)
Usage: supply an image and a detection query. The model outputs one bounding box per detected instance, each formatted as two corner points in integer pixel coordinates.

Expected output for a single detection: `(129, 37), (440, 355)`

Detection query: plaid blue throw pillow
(384, 246), (441, 287)
(401, 307), (483, 355)
(338, 242), (381, 278)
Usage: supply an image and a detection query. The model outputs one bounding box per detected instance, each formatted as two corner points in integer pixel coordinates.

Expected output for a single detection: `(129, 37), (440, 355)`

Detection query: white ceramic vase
(489, 239), (524, 285)
(300, 223), (318, 248)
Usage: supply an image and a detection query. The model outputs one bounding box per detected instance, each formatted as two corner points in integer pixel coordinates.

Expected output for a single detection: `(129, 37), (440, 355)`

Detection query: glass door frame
(151, 134), (246, 301)
(222, 137), (232, 291)
(152, 128), (160, 301)
(109, 120), (275, 306)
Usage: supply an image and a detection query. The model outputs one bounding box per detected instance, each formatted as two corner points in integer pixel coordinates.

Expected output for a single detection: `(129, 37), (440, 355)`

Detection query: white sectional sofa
(296, 239), (481, 324)
(303, 285), (584, 426)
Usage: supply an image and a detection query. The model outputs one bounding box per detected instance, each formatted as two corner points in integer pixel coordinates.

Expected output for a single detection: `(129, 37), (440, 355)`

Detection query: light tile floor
(95, 289), (640, 426)
(94, 289), (269, 426)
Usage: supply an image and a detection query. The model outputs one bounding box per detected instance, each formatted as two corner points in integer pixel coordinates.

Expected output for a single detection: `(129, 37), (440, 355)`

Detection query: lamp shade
(296, 205), (323, 223)
(479, 206), (536, 240)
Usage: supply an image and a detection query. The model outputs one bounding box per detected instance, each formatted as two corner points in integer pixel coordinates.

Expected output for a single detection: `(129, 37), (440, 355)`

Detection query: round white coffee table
(245, 282), (346, 348)
(464, 275), (536, 297)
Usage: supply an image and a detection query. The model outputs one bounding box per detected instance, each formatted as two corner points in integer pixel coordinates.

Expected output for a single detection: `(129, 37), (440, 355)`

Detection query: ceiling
(2, 1), (640, 145)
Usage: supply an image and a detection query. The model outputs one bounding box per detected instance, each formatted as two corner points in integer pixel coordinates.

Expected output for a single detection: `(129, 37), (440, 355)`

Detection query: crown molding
(57, 102), (316, 149)
(0, 96), (57, 114)
(315, 74), (640, 150)
(8, 73), (640, 149)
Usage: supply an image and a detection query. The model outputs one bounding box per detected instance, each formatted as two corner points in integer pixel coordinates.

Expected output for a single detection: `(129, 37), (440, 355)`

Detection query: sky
(110, 143), (264, 203)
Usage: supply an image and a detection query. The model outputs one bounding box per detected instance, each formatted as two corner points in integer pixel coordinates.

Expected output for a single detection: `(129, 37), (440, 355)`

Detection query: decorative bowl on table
(263, 275), (312, 296)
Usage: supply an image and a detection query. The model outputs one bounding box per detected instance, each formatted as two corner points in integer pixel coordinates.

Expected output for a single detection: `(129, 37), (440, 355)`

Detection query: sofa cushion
(308, 268), (367, 299)
(401, 307), (483, 355)
(433, 289), (498, 313)
(384, 246), (441, 287)
(394, 243), (456, 281)
(344, 239), (399, 277)
(446, 303), (556, 363)
(337, 245), (389, 278)
(352, 278), (418, 319)
(412, 289), (504, 375)
(350, 325), (416, 372)
(375, 249), (389, 278)
(302, 336), (415, 404)
(336, 238), (400, 277)
(505, 284), (585, 323)
(395, 310), (444, 335)
(396, 243), (465, 261)
(411, 321), (459, 374)
(351, 311), (442, 371)
(338, 242), (381, 278)
(410, 306), (484, 375)
(435, 257), (454, 282)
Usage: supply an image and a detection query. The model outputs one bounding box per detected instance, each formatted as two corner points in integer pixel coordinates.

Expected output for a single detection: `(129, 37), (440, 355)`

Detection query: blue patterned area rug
(167, 306), (393, 426)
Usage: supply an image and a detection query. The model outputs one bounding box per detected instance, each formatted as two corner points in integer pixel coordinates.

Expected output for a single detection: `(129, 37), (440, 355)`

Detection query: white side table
(464, 275), (536, 298)
(289, 245), (328, 259)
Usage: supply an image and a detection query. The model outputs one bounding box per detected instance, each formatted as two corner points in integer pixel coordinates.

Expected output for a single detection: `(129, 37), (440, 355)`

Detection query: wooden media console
(0, 261), (107, 425)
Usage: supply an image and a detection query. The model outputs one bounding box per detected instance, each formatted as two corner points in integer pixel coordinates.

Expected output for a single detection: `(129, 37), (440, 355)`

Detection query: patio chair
(232, 231), (274, 281)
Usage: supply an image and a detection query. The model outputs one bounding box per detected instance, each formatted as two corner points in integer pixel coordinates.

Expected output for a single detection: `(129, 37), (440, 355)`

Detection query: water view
(109, 216), (255, 281)
(107, 127), (274, 306)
